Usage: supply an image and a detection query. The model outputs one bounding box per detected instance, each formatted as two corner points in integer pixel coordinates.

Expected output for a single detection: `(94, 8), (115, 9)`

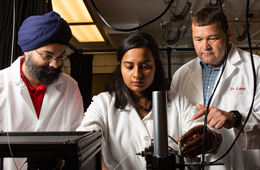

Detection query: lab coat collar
(221, 43), (241, 80)
(124, 103), (133, 111)
(10, 56), (24, 84)
(8, 57), (35, 115)
(227, 43), (241, 65)
(38, 83), (62, 121)
(188, 58), (204, 98)
(129, 106), (153, 138)
(9, 57), (64, 122)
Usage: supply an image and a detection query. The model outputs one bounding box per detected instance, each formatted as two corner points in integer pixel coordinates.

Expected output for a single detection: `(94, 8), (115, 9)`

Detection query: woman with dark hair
(77, 32), (221, 170)
(109, 32), (167, 115)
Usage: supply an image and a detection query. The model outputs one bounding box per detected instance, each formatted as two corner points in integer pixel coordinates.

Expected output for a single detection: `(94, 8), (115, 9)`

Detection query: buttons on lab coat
(144, 136), (150, 141)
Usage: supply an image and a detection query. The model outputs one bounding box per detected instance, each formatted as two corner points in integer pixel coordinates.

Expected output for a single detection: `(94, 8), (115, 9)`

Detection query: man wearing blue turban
(0, 11), (84, 170)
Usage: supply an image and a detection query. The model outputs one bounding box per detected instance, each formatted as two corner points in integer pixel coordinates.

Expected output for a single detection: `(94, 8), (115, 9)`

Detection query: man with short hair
(171, 5), (260, 170)
(0, 11), (84, 169)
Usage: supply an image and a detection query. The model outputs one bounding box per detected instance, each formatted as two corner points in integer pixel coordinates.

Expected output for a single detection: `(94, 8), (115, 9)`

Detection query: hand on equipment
(176, 125), (222, 158)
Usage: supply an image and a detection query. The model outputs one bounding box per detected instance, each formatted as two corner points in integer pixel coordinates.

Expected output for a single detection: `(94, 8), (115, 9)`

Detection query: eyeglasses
(35, 50), (67, 62)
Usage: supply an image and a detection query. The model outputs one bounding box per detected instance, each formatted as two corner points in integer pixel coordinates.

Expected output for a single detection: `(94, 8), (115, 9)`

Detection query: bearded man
(0, 11), (84, 170)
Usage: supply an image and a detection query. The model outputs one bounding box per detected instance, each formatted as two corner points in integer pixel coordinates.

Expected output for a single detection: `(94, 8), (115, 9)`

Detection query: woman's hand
(176, 125), (222, 158)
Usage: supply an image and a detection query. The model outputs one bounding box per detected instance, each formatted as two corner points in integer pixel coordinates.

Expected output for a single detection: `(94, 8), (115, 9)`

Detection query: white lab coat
(77, 91), (204, 170)
(171, 43), (260, 169)
(0, 57), (84, 170)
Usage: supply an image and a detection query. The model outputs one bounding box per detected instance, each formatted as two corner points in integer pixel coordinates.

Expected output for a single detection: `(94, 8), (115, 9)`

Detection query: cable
(162, 0), (196, 45)
(113, 154), (134, 170)
(161, 24), (182, 45)
(161, 21), (186, 45)
(205, 0), (256, 166)
(166, 27), (182, 45)
(235, 23), (245, 41)
(6, 83), (19, 170)
(185, 158), (197, 170)
(6, 1), (20, 169)
(236, 24), (250, 41)
(168, 146), (174, 151)
(10, 0), (16, 66)
(167, 135), (200, 169)
(166, 29), (182, 45)
(201, 0), (257, 168)
(170, 0), (192, 22)
(89, 0), (174, 32)
(7, 131), (19, 170)
(19, 161), (27, 170)
(161, 0), (195, 46)
(168, 135), (178, 144)
(200, 0), (229, 168)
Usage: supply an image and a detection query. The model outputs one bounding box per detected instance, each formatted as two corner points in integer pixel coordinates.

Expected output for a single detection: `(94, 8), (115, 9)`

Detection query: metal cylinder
(152, 91), (168, 158)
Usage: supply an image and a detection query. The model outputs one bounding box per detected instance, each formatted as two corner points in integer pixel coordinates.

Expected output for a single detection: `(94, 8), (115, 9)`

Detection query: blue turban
(18, 11), (72, 52)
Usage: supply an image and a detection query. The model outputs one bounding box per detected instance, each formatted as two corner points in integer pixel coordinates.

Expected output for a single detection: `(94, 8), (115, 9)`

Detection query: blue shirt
(200, 61), (222, 106)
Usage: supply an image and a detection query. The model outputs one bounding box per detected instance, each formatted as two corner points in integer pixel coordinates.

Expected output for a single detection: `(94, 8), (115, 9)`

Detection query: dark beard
(25, 55), (63, 85)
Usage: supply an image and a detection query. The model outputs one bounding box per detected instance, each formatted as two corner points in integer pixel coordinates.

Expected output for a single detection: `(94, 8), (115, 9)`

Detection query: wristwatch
(229, 110), (242, 128)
